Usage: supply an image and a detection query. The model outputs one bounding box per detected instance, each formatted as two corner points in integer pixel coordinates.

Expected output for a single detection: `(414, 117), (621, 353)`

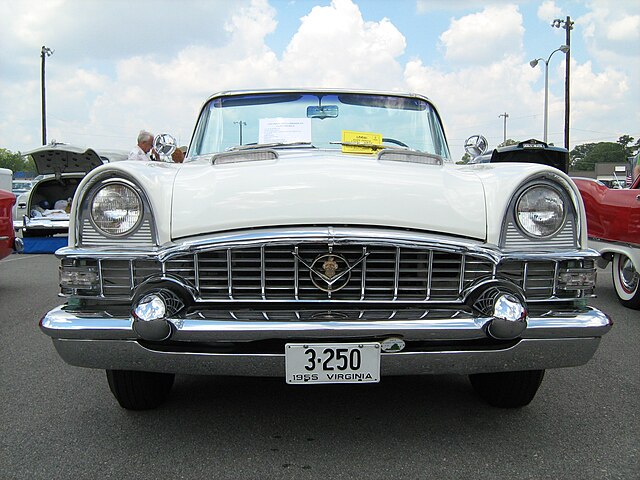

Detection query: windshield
(190, 91), (451, 160)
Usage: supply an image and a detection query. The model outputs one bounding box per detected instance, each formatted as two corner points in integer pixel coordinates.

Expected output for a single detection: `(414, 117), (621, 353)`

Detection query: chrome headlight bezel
(75, 174), (157, 247)
(500, 174), (580, 250)
(88, 182), (144, 238)
(515, 185), (566, 239)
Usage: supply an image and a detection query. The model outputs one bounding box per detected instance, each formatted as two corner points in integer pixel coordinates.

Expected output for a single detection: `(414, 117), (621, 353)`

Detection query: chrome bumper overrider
(41, 305), (612, 376)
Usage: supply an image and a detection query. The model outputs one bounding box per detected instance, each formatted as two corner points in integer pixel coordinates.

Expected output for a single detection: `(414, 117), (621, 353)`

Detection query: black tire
(469, 370), (545, 408)
(106, 370), (175, 410)
(612, 254), (640, 310)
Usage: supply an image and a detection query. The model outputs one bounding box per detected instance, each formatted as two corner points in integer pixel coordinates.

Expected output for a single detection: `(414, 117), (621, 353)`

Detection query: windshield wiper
(329, 141), (388, 150)
(228, 142), (314, 151)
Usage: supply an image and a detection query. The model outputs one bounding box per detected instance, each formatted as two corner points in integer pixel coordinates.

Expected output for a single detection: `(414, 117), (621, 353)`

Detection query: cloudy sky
(0, 0), (638, 160)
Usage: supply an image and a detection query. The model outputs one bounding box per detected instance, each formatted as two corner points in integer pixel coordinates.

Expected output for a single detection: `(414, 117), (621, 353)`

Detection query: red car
(574, 176), (640, 309)
(0, 189), (21, 261)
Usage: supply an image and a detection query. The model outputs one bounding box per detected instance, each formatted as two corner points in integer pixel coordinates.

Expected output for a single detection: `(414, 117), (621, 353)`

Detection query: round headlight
(515, 186), (565, 238)
(90, 183), (143, 236)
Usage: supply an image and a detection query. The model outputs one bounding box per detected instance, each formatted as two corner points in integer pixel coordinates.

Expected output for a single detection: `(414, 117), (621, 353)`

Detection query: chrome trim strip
(56, 226), (599, 262)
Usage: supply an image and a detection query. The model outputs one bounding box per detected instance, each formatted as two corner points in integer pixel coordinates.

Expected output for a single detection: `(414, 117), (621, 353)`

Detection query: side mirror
(464, 135), (488, 158)
(153, 134), (178, 160)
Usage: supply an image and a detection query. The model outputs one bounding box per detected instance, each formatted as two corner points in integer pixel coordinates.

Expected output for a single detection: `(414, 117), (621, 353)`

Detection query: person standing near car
(128, 130), (155, 161)
(634, 153), (640, 181)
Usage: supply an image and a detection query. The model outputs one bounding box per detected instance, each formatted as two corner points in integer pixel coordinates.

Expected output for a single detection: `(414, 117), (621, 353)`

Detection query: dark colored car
(467, 138), (569, 173)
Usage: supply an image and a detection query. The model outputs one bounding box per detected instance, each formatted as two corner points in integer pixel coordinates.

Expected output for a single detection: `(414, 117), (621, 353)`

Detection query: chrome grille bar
(227, 249), (233, 299)
(393, 247), (400, 301)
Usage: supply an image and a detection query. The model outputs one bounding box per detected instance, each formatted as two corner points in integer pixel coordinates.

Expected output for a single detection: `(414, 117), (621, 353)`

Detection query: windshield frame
(189, 89), (451, 161)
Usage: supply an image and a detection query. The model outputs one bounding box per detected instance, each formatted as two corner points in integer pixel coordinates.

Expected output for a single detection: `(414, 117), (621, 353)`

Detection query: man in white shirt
(128, 130), (154, 161)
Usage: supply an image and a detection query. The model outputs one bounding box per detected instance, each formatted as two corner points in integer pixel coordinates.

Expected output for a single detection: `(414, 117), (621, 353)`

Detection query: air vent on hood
(377, 149), (443, 166)
(212, 149), (279, 165)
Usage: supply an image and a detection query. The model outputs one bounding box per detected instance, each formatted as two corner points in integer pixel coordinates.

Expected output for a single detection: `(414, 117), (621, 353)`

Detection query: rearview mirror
(307, 105), (339, 119)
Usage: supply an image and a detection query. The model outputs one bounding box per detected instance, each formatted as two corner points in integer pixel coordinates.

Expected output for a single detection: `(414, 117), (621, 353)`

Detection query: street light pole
(234, 120), (246, 145)
(498, 112), (509, 144)
(530, 45), (569, 143)
(552, 16), (574, 150)
(40, 46), (54, 145)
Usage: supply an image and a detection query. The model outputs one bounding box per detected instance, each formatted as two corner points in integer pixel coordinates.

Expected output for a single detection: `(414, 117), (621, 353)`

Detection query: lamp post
(40, 46), (54, 145)
(552, 16), (574, 150)
(498, 112), (509, 144)
(530, 45), (569, 143)
(234, 120), (246, 145)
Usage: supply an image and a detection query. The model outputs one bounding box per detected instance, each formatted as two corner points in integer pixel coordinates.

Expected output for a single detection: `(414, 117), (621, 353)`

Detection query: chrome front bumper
(41, 305), (612, 376)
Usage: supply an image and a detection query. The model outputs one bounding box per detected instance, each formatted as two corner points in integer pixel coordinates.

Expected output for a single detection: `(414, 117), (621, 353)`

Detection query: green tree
(572, 142), (626, 171)
(498, 138), (519, 148)
(570, 143), (597, 169)
(0, 148), (35, 174)
(458, 152), (471, 164)
(617, 135), (636, 157)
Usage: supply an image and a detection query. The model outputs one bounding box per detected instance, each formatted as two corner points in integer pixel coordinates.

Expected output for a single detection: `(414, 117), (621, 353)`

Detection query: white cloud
(281, 0), (406, 89)
(438, 5), (524, 64)
(537, 1), (563, 22)
(417, 0), (513, 14)
(404, 57), (546, 152)
(579, 0), (640, 63)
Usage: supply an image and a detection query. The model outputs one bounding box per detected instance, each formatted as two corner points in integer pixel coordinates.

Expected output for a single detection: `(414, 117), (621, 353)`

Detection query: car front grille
(62, 240), (591, 303)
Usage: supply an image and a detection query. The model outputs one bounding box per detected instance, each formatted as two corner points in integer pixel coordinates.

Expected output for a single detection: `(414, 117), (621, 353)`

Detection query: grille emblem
(310, 254), (350, 292)
(321, 256), (339, 279)
(293, 249), (369, 293)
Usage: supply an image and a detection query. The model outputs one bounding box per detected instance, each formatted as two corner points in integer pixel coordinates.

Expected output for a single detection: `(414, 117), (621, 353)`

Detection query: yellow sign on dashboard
(341, 130), (383, 154)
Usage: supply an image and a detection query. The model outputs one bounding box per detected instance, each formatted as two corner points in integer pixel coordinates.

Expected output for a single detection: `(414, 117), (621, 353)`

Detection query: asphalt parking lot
(0, 253), (638, 479)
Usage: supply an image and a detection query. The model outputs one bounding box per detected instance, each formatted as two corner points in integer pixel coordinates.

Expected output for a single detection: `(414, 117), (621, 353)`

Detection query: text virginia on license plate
(285, 342), (380, 384)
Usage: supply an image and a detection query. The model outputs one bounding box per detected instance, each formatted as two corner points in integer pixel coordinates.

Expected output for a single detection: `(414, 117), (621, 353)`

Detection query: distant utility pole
(552, 16), (574, 151)
(498, 112), (509, 143)
(234, 120), (246, 145)
(40, 46), (54, 145)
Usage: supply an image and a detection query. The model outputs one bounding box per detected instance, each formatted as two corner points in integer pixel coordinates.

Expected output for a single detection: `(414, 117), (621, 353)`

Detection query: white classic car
(40, 89), (612, 410)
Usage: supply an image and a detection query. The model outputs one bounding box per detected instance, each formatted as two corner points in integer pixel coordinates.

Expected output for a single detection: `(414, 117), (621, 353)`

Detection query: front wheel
(612, 253), (640, 310)
(106, 370), (175, 410)
(469, 370), (545, 408)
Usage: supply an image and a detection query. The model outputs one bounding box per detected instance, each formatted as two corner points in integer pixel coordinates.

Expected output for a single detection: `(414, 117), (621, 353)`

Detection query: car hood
(170, 150), (489, 241)
(25, 144), (104, 176)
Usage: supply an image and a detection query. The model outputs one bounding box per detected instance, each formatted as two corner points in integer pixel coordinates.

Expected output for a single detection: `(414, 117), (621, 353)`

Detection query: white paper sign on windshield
(259, 118), (312, 144)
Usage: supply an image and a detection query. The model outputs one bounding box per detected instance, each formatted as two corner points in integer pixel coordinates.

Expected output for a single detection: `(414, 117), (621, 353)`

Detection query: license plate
(285, 343), (380, 384)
